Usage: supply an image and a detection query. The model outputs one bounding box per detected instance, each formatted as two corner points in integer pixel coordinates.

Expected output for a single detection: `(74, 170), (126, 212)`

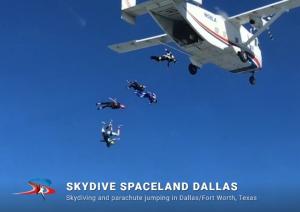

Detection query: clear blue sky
(0, 0), (300, 211)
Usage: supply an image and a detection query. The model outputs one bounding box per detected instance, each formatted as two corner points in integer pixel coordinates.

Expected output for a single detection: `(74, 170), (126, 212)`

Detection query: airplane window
(235, 37), (239, 43)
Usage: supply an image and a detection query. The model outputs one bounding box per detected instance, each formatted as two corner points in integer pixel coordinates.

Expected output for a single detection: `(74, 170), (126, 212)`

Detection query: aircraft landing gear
(188, 63), (198, 75)
(238, 51), (248, 63)
(249, 72), (256, 85)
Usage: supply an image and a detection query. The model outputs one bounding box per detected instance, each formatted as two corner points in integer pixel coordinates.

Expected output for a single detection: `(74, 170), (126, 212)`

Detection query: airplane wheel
(188, 63), (198, 75)
(249, 75), (256, 85)
(238, 51), (248, 63)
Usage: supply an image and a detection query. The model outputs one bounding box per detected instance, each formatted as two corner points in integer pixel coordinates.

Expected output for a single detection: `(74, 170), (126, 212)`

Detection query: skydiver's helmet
(120, 104), (126, 109)
(104, 126), (109, 132)
(106, 123), (112, 131)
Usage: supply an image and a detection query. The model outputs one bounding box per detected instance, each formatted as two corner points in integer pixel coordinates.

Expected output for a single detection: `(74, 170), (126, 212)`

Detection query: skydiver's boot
(106, 139), (115, 148)
(151, 56), (160, 62)
(96, 103), (101, 110)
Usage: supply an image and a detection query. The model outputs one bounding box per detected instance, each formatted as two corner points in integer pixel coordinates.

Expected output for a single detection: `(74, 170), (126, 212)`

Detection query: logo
(204, 13), (217, 22)
(14, 178), (56, 200)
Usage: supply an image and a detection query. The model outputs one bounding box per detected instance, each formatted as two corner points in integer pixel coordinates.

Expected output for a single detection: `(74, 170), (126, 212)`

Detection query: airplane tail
(122, 0), (136, 10)
(121, 0), (137, 24)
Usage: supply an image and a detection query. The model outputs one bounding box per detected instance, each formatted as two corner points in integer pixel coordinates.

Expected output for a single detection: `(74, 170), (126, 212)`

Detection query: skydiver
(101, 121), (122, 148)
(150, 49), (177, 67)
(136, 91), (158, 104)
(127, 80), (146, 92)
(96, 98), (126, 110)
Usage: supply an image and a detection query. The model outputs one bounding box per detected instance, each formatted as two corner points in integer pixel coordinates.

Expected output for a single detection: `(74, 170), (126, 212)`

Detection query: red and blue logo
(14, 178), (56, 200)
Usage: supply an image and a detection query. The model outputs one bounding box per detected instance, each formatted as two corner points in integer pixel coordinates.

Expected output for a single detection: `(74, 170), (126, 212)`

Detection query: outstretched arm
(112, 128), (120, 137)
(109, 97), (117, 104)
(112, 125), (123, 137)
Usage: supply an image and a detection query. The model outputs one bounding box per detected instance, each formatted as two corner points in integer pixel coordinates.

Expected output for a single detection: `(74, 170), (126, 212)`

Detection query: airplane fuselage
(149, 1), (262, 73)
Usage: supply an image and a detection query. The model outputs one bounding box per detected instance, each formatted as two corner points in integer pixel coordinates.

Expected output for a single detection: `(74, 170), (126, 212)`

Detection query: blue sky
(0, 0), (300, 211)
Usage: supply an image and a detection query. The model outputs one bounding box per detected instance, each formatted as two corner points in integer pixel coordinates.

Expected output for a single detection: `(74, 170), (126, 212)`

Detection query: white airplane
(109, 0), (300, 85)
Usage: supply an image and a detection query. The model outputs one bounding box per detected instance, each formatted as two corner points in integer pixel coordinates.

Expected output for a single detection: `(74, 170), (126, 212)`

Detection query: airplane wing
(228, 0), (300, 25)
(109, 34), (172, 53)
(228, 0), (300, 45)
